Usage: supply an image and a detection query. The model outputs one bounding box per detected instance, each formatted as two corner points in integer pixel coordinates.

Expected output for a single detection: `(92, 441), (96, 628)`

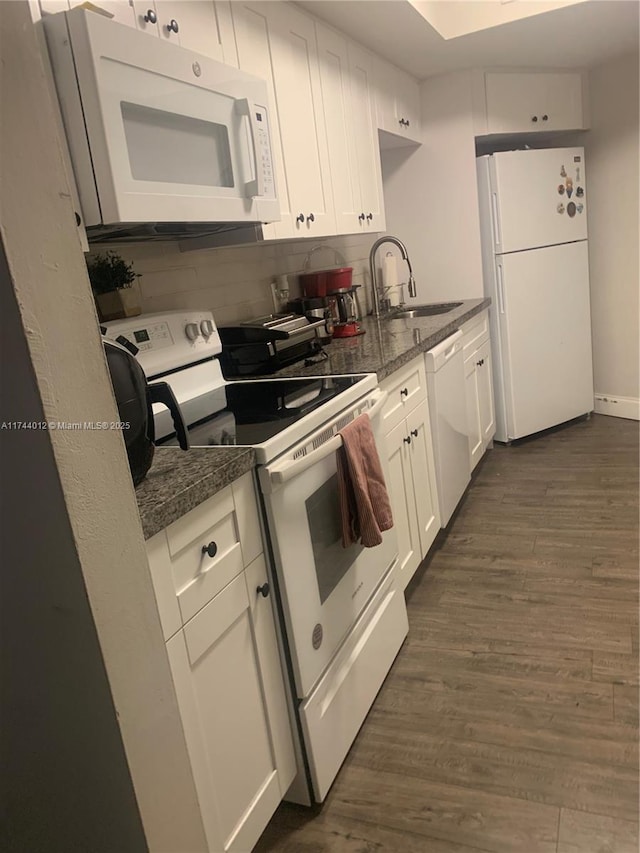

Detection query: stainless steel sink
(388, 301), (463, 319)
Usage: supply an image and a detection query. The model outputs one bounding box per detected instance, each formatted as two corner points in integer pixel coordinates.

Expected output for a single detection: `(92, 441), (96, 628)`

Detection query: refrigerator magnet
(560, 165), (567, 177)
(576, 203), (584, 214)
(576, 186), (584, 197)
(567, 202), (577, 218)
(557, 203), (565, 214)
(576, 167), (581, 181)
(557, 184), (565, 195)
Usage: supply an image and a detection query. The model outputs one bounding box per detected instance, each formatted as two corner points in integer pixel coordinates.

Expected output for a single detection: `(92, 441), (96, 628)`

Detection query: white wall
(584, 51), (639, 418)
(380, 70), (484, 303)
(97, 232), (381, 322)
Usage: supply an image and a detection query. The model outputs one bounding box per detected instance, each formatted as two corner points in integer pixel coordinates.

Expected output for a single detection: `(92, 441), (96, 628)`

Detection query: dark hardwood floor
(255, 414), (639, 853)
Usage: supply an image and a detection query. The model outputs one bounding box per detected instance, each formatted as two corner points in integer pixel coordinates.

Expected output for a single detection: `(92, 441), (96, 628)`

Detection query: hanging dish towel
(336, 413), (394, 548)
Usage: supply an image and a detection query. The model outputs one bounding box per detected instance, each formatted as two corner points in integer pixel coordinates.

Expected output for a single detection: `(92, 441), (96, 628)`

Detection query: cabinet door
(166, 561), (291, 853)
(385, 419), (421, 590)
(268, 2), (335, 237)
(155, 1), (228, 59)
(465, 356), (483, 471)
(316, 24), (362, 234)
(406, 398), (440, 560)
(395, 66), (421, 141)
(348, 42), (385, 230)
(69, 0), (136, 27)
(485, 72), (583, 134)
(476, 338), (496, 447)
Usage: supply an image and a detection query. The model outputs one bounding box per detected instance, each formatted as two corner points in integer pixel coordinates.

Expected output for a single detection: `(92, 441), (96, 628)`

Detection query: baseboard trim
(593, 394), (640, 421)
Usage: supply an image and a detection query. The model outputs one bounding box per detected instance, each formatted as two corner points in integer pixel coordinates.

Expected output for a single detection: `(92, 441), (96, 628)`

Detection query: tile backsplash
(96, 233), (384, 325)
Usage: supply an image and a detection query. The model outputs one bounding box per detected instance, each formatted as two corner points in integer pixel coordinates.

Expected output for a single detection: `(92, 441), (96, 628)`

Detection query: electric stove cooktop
(159, 374), (368, 450)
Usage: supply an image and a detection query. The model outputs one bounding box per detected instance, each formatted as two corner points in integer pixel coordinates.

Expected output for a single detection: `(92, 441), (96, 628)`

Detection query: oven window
(121, 102), (234, 187)
(306, 474), (363, 604)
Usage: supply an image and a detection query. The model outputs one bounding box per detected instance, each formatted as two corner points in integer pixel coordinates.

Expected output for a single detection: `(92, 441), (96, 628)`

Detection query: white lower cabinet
(146, 473), (296, 853)
(461, 311), (496, 470)
(380, 359), (440, 590)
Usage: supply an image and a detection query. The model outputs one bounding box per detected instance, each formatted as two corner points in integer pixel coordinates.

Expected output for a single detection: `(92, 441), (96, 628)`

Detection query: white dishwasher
(425, 331), (470, 526)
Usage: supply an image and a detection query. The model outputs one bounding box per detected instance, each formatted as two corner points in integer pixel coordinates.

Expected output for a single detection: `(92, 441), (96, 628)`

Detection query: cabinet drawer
(168, 489), (245, 627)
(379, 357), (427, 433)
(146, 473), (263, 638)
(461, 310), (489, 362)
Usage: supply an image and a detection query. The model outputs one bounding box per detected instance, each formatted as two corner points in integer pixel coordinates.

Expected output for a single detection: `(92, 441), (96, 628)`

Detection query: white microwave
(43, 8), (280, 243)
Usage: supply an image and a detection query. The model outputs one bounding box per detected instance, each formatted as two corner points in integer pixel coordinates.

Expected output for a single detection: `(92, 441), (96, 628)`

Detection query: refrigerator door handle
(497, 263), (505, 314)
(491, 192), (502, 251)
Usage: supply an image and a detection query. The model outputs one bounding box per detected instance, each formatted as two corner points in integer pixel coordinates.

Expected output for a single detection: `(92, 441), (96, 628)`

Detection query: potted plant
(87, 251), (142, 321)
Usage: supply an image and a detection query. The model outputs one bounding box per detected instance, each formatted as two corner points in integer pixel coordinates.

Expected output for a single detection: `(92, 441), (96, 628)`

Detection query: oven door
(47, 9), (279, 227)
(259, 389), (398, 699)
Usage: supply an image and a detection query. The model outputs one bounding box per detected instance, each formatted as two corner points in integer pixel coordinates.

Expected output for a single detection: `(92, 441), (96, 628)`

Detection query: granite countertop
(136, 446), (255, 540)
(135, 298), (490, 538)
(275, 298), (491, 380)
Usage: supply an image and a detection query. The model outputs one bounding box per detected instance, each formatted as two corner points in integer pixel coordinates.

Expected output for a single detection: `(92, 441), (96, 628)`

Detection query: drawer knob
(143, 9), (157, 23)
(202, 541), (218, 559)
(400, 387), (409, 398)
(296, 213), (305, 224)
(411, 429), (418, 438)
(366, 212), (373, 221)
(403, 435), (412, 445)
(256, 582), (270, 598)
(166, 18), (179, 33)
(542, 114), (549, 121)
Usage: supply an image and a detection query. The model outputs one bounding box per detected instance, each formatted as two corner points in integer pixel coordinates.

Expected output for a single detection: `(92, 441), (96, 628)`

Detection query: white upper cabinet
(481, 71), (586, 135)
(315, 25), (384, 234)
(130, 1), (237, 62)
(375, 57), (421, 145)
(232, 1), (335, 238)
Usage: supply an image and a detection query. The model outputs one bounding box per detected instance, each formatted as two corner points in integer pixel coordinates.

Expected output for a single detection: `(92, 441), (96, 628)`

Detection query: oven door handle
(267, 390), (388, 487)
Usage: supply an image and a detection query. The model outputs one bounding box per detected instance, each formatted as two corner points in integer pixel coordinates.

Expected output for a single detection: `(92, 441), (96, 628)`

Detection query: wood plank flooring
(255, 414), (639, 853)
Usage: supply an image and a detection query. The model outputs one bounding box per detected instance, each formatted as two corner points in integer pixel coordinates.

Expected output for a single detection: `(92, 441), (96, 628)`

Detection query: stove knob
(185, 322), (200, 341)
(200, 319), (214, 338)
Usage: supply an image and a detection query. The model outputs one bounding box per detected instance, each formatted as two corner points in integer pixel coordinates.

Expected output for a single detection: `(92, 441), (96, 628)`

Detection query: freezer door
(491, 148), (587, 253)
(496, 241), (593, 440)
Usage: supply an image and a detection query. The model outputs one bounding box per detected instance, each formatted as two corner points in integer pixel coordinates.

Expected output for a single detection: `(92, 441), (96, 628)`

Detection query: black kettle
(102, 333), (189, 486)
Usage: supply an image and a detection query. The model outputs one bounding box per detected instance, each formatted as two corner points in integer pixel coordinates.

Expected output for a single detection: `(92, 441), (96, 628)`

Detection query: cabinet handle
(366, 212), (373, 221)
(296, 213), (305, 223)
(410, 429), (418, 438)
(542, 114), (549, 122)
(400, 387), (409, 397)
(201, 541), (217, 559)
(531, 115), (538, 123)
(307, 213), (315, 223)
(74, 211), (81, 226)
(166, 18), (179, 33)
(403, 435), (412, 445)
(143, 8), (157, 23)
(358, 212), (366, 222)
(406, 119), (410, 127)
(256, 582), (270, 598)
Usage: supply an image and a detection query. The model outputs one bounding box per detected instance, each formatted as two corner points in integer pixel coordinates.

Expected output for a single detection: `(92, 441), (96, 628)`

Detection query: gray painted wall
(0, 243), (147, 852)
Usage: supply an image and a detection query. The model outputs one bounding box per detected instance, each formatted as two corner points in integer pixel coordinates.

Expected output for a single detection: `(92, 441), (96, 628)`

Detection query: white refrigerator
(476, 147), (594, 443)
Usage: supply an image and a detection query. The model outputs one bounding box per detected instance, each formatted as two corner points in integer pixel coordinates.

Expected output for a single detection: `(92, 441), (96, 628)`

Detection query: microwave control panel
(255, 108), (275, 198)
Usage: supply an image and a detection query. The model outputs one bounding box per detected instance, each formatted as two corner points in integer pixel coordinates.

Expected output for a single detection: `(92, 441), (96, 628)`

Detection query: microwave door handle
(235, 98), (265, 199)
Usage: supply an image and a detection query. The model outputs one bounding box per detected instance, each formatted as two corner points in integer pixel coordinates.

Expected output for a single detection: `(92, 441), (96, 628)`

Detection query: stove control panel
(103, 310), (221, 378)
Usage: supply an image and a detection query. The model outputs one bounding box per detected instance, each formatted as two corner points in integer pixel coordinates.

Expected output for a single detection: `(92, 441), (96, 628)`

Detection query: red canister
(299, 267), (353, 297)
(325, 267), (353, 293)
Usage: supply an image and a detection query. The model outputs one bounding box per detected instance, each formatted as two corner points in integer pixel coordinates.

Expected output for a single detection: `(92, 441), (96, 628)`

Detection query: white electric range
(105, 309), (408, 804)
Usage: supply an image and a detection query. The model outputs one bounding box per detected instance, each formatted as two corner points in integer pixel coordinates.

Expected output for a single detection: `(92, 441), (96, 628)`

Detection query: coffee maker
(330, 286), (363, 338)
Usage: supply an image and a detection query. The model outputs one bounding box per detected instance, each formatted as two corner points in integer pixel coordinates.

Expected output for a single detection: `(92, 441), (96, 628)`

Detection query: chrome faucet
(368, 236), (417, 316)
